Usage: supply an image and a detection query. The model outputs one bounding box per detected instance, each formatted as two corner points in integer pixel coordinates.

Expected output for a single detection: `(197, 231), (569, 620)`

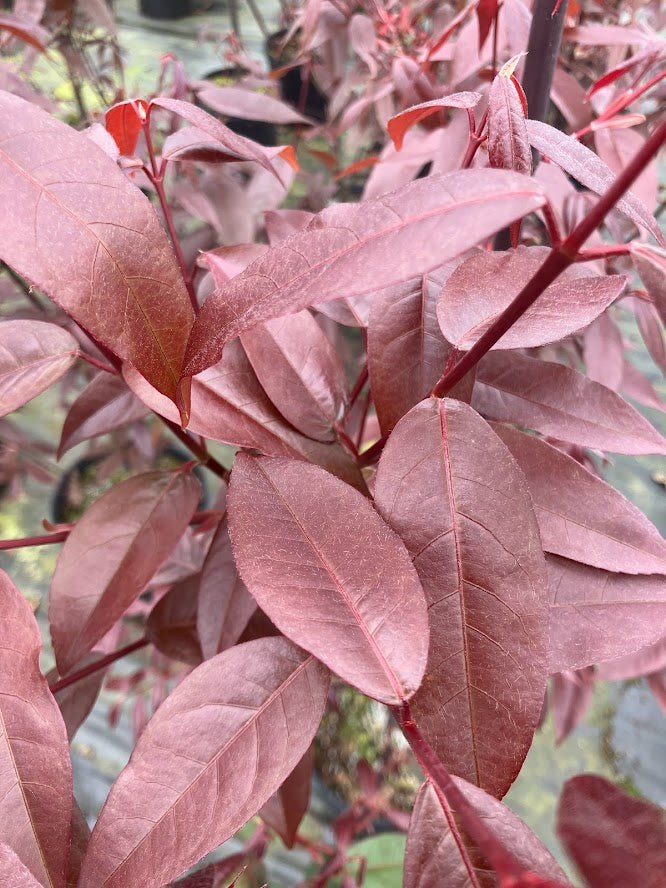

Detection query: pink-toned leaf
(547, 556), (666, 673)
(473, 351), (666, 454)
(0, 570), (72, 888)
(197, 515), (256, 660)
(0, 843), (47, 888)
(631, 244), (666, 327)
(404, 780), (569, 888)
(0, 320), (79, 417)
(526, 120), (663, 244)
(493, 425), (666, 574)
(368, 264), (455, 434)
(150, 525), (214, 587)
(264, 208), (314, 245)
(646, 669), (666, 715)
(77, 637), (329, 888)
(201, 245), (269, 284)
(47, 652), (107, 741)
(594, 127), (657, 212)
(374, 399), (548, 796)
(564, 24), (652, 46)
(195, 85), (311, 125)
(550, 668), (595, 745)
(557, 775), (666, 888)
(631, 297), (666, 376)
(586, 46), (664, 99)
(260, 747), (313, 848)
(227, 454), (429, 705)
(50, 469), (201, 674)
(171, 857), (243, 888)
(68, 799), (91, 888)
(437, 246), (626, 350)
(0, 91), (195, 404)
(0, 11), (48, 51)
(57, 372), (149, 458)
(241, 309), (349, 443)
(146, 576), (202, 665)
(105, 100), (147, 156)
(487, 63), (531, 176)
(349, 13), (378, 77)
(596, 637), (666, 681)
(476, 0), (499, 51)
(161, 126), (296, 172)
(582, 310), (624, 390)
(387, 92), (482, 151)
(182, 169), (547, 377)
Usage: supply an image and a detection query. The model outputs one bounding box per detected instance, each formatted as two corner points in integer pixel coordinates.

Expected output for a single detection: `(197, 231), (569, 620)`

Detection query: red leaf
(146, 576), (202, 665)
(0, 320), (78, 417)
(227, 454), (429, 705)
(476, 0), (499, 51)
(631, 297), (666, 376)
(68, 799), (91, 888)
(47, 652), (107, 741)
(526, 120), (664, 244)
(0, 843), (46, 888)
(387, 92), (482, 151)
(162, 126), (297, 172)
(374, 399), (548, 796)
(50, 469), (202, 674)
(404, 780), (569, 888)
(596, 637), (666, 682)
(182, 169), (547, 378)
(0, 91), (195, 404)
(547, 556), (666, 673)
(195, 85), (311, 125)
(105, 99), (147, 156)
(260, 747), (313, 848)
(594, 127), (657, 212)
(557, 775), (666, 888)
(437, 246), (626, 350)
(77, 638), (329, 888)
(631, 244), (666, 327)
(473, 351), (666, 454)
(493, 426), (666, 574)
(550, 668), (595, 745)
(488, 62), (531, 176)
(0, 570), (72, 888)
(0, 11), (48, 51)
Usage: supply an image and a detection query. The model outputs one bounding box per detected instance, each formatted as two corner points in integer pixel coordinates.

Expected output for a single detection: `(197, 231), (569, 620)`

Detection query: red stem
(460, 108), (488, 170)
(575, 68), (666, 139)
(78, 351), (119, 375)
(161, 418), (231, 482)
(49, 636), (149, 694)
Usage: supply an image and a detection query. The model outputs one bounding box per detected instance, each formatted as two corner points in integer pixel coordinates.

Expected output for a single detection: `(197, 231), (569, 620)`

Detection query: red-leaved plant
(1, 0), (665, 885)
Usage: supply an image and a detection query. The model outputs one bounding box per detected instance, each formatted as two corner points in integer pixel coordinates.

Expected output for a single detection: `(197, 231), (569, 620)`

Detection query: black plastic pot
(139, 0), (191, 20)
(199, 69), (278, 147)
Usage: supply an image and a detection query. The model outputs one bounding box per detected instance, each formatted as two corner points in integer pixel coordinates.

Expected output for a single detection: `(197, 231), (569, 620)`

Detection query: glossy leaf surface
(77, 638), (329, 888)
(374, 399), (548, 796)
(50, 470), (201, 674)
(227, 454), (429, 704)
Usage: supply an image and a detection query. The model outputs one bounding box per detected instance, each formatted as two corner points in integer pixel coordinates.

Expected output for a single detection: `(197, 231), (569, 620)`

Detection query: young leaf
(550, 668), (596, 746)
(77, 638), (329, 888)
(437, 246), (626, 350)
(146, 576), (202, 665)
(493, 426), (666, 574)
(0, 320), (79, 417)
(374, 399), (548, 796)
(259, 747), (313, 848)
(0, 570), (72, 888)
(50, 469), (202, 674)
(182, 169), (547, 377)
(557, 775), (666, 888)
(227, 454), (429, 705)
(0, 91), (194, 403)
(387, 92), (482, 151)
(105, 99), (147, 156)
(487, 58), (531, 176)
(473, 351), (666, 454)
(0, 843), (47, 888)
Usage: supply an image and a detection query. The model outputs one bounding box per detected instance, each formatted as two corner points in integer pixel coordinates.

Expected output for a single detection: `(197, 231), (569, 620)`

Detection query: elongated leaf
(474, 351), (666, 454)
(241, 310), (349, 443)
(47, 652), (107, 741)
(260, 747), (313, 848)
(146, 576), (202, 665)
(0, 91), (194, 403)
(437, 246), (625, 350)
(0, 11), (48, 51)
(404, 780), (569, 888)
(596, 637), (666, 681)
(67, 798), (91, 888)
(493, 425), (666, 574)
(0, 843), (46, 888)
(631, 297), (666, 376)
(487, 62), (531, 176)
(77, 637), (329, 888)
(0, 320), (78, 416)
(631, 244), (666, 327)
(374, 399), (548, 796)
(227, 455), (429, 704)
(105, 100), (147, 156)
(387, 92), (482, 151)
(551, 668), (596, 745)
(182, 169), (547, 377)
(0, 570), (72, 888)
(547, 556), (666, 673)
(196, 85), (311, 125)
(557, 775), (666, 888)
(58, 372), (148, 458)
(526, 120), (663, 244)
(50, 469), (201, 674)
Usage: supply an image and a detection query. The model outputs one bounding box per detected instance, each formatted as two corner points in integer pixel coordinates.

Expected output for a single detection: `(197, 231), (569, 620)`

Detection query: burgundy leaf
(0, 91), (195, 404)
(50, 469), (201, 674)
(0, 320), (79, 417)
(260, 747), (313, 848)
(631, 244), (666, 327)
(195, 85), (311, 125)
(550, 668), (596, 745)
(367, 263), (455, 435)
(0, 843), (46, 888)
(105, 100), (147, 156)
(473, 351), (666, 454)
(596, 637), (666, 682)
(68, 799), (91, 888)
(437, 246), (625, 350)
(0, 11), (48, 51)
(77, 637), (329, 888)
(631, 297), (666, 376)
(487, 59), (531, 176)
(182, 169), (547, 377)
(374, 399), (548, 796)
(557, 775), (666, 888)
(241, 309), (350, 443)
(404, 780), (569, 888)
(0, 569), (72, 888)
(227, 454), (429, 705)
(57, 372), (149, 458)
(161, 126), (296, 171)
(146, 576), (202, 665)
(525, 120), (663, 244)
(387, 92), (482, 151)
(493, 425), (666, 574)
(547, 556), (666, 673)
(47, 652), (107, 741)
(476, 0), (499, 51)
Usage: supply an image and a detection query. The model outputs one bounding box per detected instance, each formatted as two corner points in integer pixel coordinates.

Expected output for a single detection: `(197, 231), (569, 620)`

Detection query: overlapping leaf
(259, 748), (313, 848)
(182, 169), (547, 377)
(48, 652), (107, 741)
(374, 399), (548, 796)
(50, 469), (201, 674)
(487, 59), (531, 176)
(146, 576), (202, 665)
(387, 92), (482, 151)
(0, 843), (46, 888)
(195, 85), (311, 125)
(0, 90), (194, 403)
(227, 454), (429, 704)
(0, 570), (72, 888)
(631, 244), (666, 327)
(77, 637), (329, 888)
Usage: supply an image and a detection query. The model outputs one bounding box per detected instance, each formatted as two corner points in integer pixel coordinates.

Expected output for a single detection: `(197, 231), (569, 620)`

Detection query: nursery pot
(139, 0), (191, 20)
(199, 68), (278, 147)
